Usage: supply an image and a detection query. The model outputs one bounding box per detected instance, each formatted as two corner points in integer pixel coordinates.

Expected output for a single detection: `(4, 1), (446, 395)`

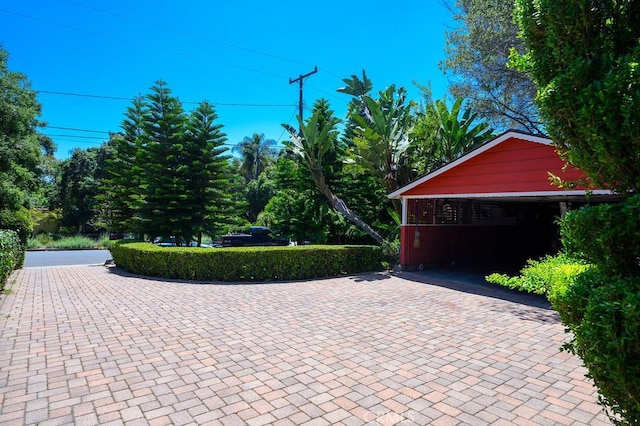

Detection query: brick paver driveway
(0, 266), (610, 425)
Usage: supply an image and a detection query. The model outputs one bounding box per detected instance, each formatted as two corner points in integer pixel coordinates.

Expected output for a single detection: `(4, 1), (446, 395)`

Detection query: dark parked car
(153, 237), (211, 248)
(220, 226), (289, 247)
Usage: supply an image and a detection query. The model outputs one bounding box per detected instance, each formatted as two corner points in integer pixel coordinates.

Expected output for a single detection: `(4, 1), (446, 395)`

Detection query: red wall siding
(403, 138), (587, 196)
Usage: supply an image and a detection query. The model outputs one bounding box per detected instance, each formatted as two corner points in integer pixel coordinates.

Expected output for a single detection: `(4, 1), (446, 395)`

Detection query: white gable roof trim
(398, 189), (614, 200)
(388, 131), (552, 200)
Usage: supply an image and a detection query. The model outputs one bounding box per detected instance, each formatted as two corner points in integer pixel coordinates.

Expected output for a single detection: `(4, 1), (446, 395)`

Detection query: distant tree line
(8, 72), (490, 248)
(0, 3), (529, 249)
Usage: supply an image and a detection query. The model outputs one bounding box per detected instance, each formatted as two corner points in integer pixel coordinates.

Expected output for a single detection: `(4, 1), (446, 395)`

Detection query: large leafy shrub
(559, 199), (640, 424)
(110, 242), (384, 282)
(511, 1), (640, 422)
(561, 195), (640, 276)
(489, 197), (640, 424)
(550, 269), (640, 424)
(0, 207), (33, 249)
(0, 229), (23, 290)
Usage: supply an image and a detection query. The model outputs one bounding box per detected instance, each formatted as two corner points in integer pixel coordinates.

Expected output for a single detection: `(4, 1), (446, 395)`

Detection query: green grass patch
(28, 233), (112, 250)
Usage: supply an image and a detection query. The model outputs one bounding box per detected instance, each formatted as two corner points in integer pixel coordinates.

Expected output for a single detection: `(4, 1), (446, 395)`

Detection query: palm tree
(411, 97), (494, 175)
(340, 75), (415, 218)
(433, 98), (493, 164)
(232, 133), (277, 180)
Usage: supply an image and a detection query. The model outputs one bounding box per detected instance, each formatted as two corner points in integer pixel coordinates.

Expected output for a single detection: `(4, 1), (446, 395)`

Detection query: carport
(388, 131), (616, 271)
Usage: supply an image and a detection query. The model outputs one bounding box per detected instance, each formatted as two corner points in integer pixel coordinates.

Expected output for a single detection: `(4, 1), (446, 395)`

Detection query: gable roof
(389, 130), (611, 200)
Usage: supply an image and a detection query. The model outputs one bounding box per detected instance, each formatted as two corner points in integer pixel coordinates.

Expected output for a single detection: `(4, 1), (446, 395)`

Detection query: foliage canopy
(514, 1), (640, 423)
(442, 0), (542, 134)
(513, 0), (640, 193)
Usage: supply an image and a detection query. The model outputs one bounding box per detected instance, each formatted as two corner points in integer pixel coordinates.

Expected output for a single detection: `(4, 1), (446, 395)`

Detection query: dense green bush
(561, 195), (640, 276)
(560, 199), (640, 424)
(551, 270), (640, 424)
(490, 197), (640, 424)
(0, 230), (23, 290)
(0, 207), (33, 249)
(110, 242), (385, 281)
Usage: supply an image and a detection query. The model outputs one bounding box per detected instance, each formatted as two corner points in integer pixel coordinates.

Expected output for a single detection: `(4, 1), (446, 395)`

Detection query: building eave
(388, 130), (553, 200)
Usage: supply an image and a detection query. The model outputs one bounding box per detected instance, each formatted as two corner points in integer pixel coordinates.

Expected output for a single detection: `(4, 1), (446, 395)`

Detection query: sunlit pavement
(0, 266), (610, 425)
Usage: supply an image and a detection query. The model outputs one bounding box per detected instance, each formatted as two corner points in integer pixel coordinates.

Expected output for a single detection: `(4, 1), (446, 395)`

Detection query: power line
(36, 90), (132, 102)
(275, 107), (299, 143)
(64, 0), (317, 70)
(0, 8), (289, 80)
(62, 1), (350, 88)
(41, 130), (290, 146)
(45, 135), (287, 149)
(6, 3), (350, 88)
(44, 134), (107, 140)
(35, 90), (296, 107)
(317, 66), (346, 82)
(306, 84), (348, 104)
(44, 125), (111, 134)
(39, 105), (301, 144)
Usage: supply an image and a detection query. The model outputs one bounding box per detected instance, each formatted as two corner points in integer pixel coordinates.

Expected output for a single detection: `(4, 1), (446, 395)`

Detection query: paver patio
(0, 265), (610, 425)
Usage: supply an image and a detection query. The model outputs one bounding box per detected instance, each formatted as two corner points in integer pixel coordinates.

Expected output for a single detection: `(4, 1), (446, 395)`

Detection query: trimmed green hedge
(109, 242), (385, 281)
(0, 229), (24, 291)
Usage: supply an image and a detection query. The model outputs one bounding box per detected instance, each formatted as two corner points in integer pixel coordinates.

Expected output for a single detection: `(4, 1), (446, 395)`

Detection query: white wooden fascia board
(388, 131), (552, 200)
(396, 189), (613, 200)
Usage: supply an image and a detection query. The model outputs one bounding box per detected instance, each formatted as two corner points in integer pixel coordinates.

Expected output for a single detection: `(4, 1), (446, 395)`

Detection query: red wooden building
(388, 131), (615, 271)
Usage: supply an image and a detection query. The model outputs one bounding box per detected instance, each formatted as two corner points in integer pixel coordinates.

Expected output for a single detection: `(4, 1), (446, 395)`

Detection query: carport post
(401, 198), (408, 225)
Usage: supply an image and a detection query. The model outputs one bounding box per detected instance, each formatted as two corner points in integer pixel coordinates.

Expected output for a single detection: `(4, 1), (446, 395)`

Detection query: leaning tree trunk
(311, 171), (385, 245)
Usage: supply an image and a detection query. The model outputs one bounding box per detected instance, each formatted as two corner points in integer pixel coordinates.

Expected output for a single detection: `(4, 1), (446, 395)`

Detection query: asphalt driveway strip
(0, 266), (610, 425)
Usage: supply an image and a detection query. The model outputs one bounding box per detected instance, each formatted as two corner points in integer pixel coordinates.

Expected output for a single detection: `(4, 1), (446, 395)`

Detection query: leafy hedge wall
(0, 229), (24, 291)
(559, 198), (640, 424)
(487, 197), (640, 424)
(110, 242), (385, 281)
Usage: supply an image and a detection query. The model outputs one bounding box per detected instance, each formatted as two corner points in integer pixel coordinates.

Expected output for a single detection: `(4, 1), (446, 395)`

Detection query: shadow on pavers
(397, 267), (560, 325)
(106, 265), (392, 286)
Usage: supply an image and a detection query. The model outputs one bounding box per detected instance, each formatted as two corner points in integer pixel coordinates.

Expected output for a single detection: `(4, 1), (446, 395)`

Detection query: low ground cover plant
(110, 241), (384, 282)
(486, 253), (592, 295)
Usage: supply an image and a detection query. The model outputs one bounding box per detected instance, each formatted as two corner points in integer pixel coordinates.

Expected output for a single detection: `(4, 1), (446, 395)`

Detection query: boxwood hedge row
(109, 242), (385, 281)
(0, 229), (24, 291)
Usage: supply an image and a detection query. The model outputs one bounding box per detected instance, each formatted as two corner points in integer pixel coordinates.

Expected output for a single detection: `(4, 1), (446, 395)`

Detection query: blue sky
(1, 1), (454, 159)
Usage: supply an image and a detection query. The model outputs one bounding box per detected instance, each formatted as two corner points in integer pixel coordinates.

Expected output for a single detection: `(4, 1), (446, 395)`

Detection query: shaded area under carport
(400, 195), (620, 274)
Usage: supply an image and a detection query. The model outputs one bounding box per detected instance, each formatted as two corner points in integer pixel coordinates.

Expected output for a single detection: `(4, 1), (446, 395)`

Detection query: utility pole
(289, 66), (318, 132)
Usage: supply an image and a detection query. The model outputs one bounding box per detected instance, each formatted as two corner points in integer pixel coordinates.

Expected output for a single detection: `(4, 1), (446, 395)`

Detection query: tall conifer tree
(138, 80), (188, 242)
(104, 81), (242, 242)
(101, 96), (147, 234)
(182, 100), (232, 245)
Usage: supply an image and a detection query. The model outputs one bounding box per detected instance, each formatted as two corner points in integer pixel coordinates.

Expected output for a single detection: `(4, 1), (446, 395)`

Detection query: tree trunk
(330, 194), (385, 245)
(312, 172), (384, 245)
